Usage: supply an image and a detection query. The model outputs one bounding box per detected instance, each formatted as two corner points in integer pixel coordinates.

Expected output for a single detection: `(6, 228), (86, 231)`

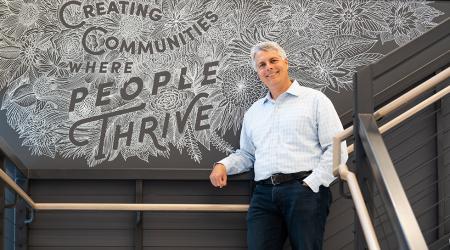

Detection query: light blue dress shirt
(218, 80), (348, 193)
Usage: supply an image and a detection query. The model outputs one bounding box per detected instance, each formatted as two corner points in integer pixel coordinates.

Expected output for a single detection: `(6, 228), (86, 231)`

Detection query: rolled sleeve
(217, 115), (255, 175)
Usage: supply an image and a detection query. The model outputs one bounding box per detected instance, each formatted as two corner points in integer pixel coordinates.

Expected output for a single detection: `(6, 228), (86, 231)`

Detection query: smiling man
(209, 41), (348, 250)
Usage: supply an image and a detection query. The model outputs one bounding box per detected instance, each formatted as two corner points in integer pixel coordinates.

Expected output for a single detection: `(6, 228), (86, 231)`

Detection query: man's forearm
(218, 149), (254, 175)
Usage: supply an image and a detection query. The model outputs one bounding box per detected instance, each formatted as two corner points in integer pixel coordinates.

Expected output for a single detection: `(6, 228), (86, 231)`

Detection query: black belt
(255, 171), (312, 186)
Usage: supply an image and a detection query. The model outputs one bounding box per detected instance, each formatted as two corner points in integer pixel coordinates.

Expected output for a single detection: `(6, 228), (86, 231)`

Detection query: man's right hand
(209, 163), (228, 188)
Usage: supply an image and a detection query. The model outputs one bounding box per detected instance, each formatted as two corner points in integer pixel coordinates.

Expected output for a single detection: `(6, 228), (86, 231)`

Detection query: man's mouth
(266, 71), (278, 78)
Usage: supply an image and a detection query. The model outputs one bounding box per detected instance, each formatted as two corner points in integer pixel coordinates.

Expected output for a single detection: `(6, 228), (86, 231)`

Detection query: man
(209, 41), (348, 250)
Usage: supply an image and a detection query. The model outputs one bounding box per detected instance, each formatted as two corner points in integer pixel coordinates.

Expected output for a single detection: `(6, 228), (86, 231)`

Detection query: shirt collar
(285, 80), (301, 97)
(263, 80), (301, 103)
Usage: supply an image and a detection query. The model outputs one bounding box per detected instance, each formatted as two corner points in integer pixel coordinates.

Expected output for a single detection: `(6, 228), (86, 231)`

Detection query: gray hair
(250, 41), (287, 70)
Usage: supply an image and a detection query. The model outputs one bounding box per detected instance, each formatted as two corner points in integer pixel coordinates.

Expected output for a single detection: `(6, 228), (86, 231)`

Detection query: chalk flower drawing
(288, 0), (326, 39)
(298, 35), (383, 91)
(0, 30), (50, 88)
(381, 1), (443, 45)
(0, 0), (444, 167)
(103, 12), (154, 42)
(20, 110), (61, 157)
(52, 29), (84, 61)
(210, 65), (267, 134)
(319, 0), (387, 37)
(38, 49), (70, 78)
(0, 0), (52, 38)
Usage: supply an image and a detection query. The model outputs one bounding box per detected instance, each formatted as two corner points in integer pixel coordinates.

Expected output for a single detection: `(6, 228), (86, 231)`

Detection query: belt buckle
(270, 174), (280, 185)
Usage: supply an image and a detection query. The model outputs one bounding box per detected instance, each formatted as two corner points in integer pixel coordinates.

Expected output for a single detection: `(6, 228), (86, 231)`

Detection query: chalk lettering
(69, 87), (88, 112)
(82, 26), (107, 55)
(195, 104), (213, 130)
(202, 61), (219, 85)
(68, 61), (82, 73)
(178, 67), (189, 90)
(113, 122), (133, 149)
(121, 77), (143, 101)
(69, 103), (146, 157)
(152, 71), (170, 95)
(140, 117), (165, 150)
(176, 93), (208, 133)
(59, 1), (85, 29)
(80, 11), (219, 55)
(95, 82), (113, 106)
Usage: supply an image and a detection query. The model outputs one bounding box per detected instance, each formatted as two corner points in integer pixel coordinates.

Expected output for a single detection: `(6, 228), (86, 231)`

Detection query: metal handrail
(331, 67), (449, 250)
(0, 167), (248, 212)
(332, 69), (449, 175)
(337, 163), (381, 250)
(35, 203), (249, 212)
(337, 66), (450, 160)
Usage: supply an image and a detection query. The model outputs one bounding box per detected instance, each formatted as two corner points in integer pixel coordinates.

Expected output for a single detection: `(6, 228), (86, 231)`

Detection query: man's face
(254, 49), (289, 90)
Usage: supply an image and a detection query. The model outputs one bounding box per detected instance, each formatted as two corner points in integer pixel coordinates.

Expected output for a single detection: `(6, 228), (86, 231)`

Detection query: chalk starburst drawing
(0, 0), (54, 38)
(381, 1), (443, 45)
(0, 0), (444, 167)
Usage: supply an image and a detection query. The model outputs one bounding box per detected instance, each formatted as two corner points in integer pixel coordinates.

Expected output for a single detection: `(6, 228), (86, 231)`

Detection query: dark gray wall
(1, 156), (4, 249)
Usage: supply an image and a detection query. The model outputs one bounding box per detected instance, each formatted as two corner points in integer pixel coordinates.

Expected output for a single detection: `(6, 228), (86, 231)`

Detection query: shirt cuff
(217, 159), (234, 175)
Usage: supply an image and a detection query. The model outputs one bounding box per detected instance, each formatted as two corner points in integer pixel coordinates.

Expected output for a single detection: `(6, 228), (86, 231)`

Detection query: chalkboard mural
(0, 0), (444, 167)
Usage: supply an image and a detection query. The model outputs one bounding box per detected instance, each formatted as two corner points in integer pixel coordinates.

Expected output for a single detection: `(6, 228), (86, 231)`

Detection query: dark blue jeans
(247, 180), (332, 250)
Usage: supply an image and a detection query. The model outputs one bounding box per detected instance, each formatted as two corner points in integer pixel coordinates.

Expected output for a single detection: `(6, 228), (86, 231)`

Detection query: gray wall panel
(29, 229), (134, 247)
(31, 212), (135, 229)
(323, 225), (354, 250)
(30, 248), (133, 250)
(143, 248), (247, 250)
(142, 229), (247, 247)
(143, 213), (246, 230)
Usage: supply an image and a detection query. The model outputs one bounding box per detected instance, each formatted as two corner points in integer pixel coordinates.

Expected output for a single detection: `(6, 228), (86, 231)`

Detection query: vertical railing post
(0, 154), (4, 249)
(436, 81), (450, 237)
(135, 180), (143, 250)
(9, 160), (29, 250)
(354, 66), (375, 249)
